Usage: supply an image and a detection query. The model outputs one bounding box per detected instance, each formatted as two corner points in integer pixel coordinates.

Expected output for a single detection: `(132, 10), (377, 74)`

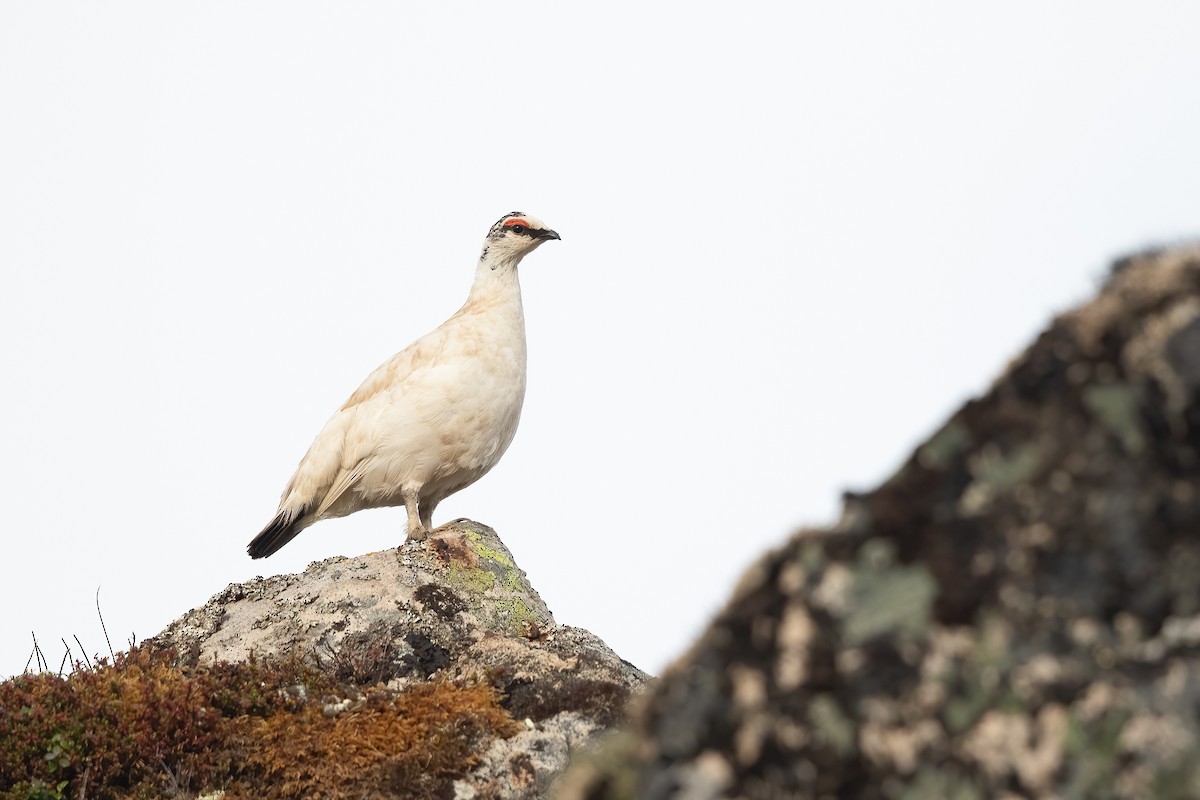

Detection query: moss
(0, 648), (328, 800)
(0, 648), (518, 800)
(231, 681), (517, 800)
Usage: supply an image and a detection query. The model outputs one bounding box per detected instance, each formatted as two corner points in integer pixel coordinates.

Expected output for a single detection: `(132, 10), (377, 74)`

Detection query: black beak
(536, 229), (561, 241)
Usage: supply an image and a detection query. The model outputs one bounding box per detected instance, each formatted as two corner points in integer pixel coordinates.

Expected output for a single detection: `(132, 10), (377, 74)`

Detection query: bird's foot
(406, 525), (429, 543)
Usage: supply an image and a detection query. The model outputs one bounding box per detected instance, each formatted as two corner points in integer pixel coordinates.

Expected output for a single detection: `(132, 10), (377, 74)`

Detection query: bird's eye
(511, 225), (526, 234)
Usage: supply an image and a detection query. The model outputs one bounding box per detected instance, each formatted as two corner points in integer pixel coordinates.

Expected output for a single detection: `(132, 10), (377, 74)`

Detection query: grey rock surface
(151, 519), (647, 799)
(456, 712), (604, 800)
(555, 244), (1200, 799)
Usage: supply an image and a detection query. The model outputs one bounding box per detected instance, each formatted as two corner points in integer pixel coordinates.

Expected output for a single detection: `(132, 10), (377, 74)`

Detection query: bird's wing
(314, 464), (362, 517)
(277, 406), (358, 517)
(277, 309), (475, 517)
(339, 315), (461, 412)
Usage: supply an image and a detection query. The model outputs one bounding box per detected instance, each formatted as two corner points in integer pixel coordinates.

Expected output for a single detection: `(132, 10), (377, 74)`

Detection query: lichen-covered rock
(555, 244), (1200, 799)
(155, 520), (555, 666)
(150, 519), (647, 798)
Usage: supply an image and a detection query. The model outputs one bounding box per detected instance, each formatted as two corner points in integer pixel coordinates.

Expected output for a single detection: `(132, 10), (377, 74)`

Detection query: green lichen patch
(496, 596), (535, 636)
(444, 562), (496, 595)
(842, 545), (936, 647)
(465, 529), (515, 570)
(1061, 706), (1134, 799)
(807, 694), (856, 757)
(1083, 382), (1146, 456)
(918, 421), (972, 471)
(893, 766), (983, 800)
(433, 527), (553, 637)
(969, 442), (1043, 492)
(464, 529), (529, 594)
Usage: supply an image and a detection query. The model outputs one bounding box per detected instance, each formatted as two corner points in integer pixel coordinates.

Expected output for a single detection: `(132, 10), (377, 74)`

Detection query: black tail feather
(247, 512), (303, 559)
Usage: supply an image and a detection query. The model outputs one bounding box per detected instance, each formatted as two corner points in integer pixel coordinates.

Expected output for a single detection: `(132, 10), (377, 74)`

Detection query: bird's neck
(467, 251), (524, 308)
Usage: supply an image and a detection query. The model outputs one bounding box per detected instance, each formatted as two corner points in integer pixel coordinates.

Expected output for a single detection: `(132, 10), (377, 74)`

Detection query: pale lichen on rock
(555, 244), (1200, 799)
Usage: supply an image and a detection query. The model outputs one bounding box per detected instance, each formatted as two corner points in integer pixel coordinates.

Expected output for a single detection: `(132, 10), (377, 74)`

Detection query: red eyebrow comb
(503, 218), (530, 227)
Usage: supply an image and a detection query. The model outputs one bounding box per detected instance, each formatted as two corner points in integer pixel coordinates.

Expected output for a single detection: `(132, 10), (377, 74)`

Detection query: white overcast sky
(2, 3), (1199, 678)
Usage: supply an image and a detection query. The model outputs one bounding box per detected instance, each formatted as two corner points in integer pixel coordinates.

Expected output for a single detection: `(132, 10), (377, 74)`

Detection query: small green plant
(42, 733), (74, 774)
(23, 780), (69, 800)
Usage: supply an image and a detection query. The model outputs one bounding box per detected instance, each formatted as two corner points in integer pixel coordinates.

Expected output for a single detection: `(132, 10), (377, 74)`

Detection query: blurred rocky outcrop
(555, 245), (1200, 799)
(151, 520), (647, 799)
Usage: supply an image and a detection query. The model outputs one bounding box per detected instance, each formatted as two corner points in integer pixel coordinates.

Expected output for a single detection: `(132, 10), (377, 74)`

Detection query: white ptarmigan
(247, 212), (560, 559)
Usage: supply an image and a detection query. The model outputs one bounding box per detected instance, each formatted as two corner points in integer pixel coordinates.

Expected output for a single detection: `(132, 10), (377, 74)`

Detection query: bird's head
(481, 212), (560, 265)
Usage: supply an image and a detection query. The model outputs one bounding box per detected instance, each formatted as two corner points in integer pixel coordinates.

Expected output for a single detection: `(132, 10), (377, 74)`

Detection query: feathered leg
(419, 498), (438, 532)
(404, 488), (427, 542)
